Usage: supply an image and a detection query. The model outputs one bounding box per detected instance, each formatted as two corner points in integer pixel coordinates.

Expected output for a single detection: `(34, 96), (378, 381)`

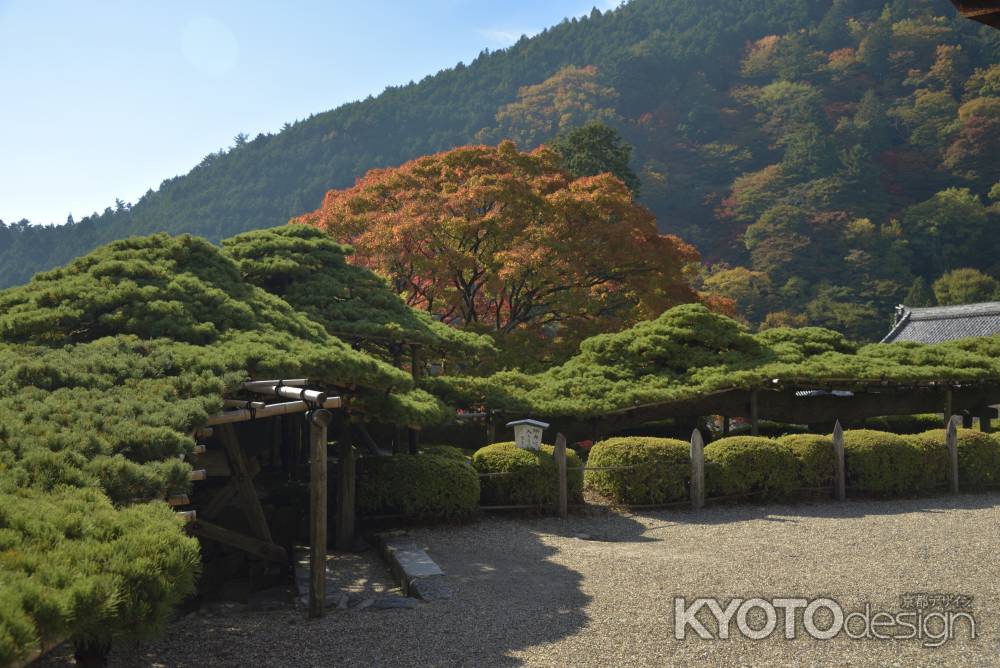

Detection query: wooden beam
(187, 519), (288, 563)
(218, 424), (272, 543)
(308, 409), (333, 618)
(167, 494), (190, 507)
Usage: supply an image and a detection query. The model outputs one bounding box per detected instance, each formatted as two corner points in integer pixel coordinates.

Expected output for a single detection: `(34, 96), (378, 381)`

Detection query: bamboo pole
(555, 433), (568, 519)
(206, 396), (342, 426)
(308, 409), (333, 618)
(244, 383), (327, 405)
(947, 416), (960, 494)
(336, 422), (356, 551)
(832, 420), (846, 501)
(241, 379), (309, 391)
(690, 429), (705, 510)
(223, 399), (266, 409)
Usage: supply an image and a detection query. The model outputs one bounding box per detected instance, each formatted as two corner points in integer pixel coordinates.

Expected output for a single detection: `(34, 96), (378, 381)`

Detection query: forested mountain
(2, 0), (998, 340)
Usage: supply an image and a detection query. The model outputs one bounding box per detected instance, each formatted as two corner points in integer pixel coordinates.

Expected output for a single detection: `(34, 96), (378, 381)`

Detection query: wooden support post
(690, 429), (705, 510)
(335, 420), (356, 552)
(947, 416), (960, 495)
(308, 409), (333, 618)
(722, 415), (730, 437)
(486, 411), (496, 445)
(944, 388), (953, 427)
(750, 390), (759, 436)
(218, 424), (272, 543)
(832, 420), (846, 501)
(962, 412), (974, 429)
(555, 433), (568, 519)
(980, 408), (993, 434)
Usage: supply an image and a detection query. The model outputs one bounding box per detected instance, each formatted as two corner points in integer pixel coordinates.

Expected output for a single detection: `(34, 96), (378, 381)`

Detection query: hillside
(1, 0), (998, 340)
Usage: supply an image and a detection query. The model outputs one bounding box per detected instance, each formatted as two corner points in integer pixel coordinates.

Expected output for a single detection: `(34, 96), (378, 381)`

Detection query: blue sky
(0, 0), (616, 225)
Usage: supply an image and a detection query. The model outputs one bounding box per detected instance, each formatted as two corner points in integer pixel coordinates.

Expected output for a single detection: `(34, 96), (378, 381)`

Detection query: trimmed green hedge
(472, 442), (583, 507)
(842, 430), (933, 495)
(777, 434), (835, 488)
(419, 444), (470, 462)
(913, 429), (1000, 491)
(861, 414), (945, 435)
(585, 437), (689, 504)
(357, 452), (479, 521)
(704, 436), (798, 500)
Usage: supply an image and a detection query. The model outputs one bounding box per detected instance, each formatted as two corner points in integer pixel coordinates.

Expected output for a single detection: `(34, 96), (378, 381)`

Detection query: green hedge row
(580, 429), (1000, 504)
(472, 442), (583, 507)
(357, 449), (480, 522)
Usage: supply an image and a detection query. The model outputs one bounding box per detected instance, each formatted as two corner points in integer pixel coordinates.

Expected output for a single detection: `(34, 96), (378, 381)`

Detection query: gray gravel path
(60, 493), (1000, 666)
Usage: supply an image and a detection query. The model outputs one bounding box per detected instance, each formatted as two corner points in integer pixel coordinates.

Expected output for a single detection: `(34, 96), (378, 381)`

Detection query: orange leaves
(293, 142), (701, 356)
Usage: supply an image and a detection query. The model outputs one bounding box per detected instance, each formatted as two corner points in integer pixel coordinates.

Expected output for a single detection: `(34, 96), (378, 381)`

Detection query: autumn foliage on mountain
(1, 0), (998, 343)
(295, 141), (701, 362)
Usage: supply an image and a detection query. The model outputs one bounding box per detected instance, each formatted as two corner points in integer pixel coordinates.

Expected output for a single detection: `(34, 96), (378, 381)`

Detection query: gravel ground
(45, 493), (1000, 667)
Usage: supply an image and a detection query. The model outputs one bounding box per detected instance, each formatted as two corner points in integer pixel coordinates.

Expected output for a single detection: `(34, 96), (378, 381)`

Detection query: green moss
(704, 436), (799, 500)
(842, 430), (933, 495)
(913, 429), (1000, 491)
(472, 442), (582, 507)
(356, 453), (479, 521)
(584, 437), (689, 504)
(778, 434), (836, 488)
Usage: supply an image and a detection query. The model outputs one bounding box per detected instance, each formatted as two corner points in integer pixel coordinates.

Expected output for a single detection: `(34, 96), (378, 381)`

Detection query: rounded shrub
(842, 430), (929, 495)
(778, 434), (835, 489)
(472, 442), (583, 507)
(913, 429), (1000, 491)
(584, 437), (689, 504)
(704, 436), (798, 500)
(357, 453), (479, 522)
(863, 414), (944, 435)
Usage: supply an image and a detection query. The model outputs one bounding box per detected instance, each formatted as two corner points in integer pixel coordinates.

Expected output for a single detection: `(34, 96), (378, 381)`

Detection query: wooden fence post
(722, 415), (730, 437)
(690, 429), (705, 510)
(947, 415), (960, 495)
(308, 408), (333, 618)
(749, 390), (759, 436)
(555, 433), (568, 519)
(832, 420), (845, 501)
(336, 421), (356, 551)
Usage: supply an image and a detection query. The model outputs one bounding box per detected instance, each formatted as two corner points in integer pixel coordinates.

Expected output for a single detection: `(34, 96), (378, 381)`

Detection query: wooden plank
(832, 420), (846, 501)
(335, 420), (356, 551)
(189, 469), (207, 482)
(167, 494), (190, 507)
(690, 429), (705, 510)
(218, 424), (272, 543)
(176, 510), (196, 523)
(947, 416), (960, 494)
(555, 432), (568, 519)
(308, 409), (333, 618)
(187, 519), (288, 563)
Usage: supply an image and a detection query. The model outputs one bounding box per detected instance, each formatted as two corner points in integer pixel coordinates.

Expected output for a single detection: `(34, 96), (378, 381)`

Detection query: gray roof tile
(882, 302), (1000, 343)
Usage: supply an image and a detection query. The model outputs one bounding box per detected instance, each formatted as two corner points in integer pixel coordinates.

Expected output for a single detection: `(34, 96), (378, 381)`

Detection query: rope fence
(361, 417), (968, 520)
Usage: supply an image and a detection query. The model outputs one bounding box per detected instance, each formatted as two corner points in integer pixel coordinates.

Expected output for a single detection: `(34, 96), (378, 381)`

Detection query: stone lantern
(506, 419), (549, 451)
